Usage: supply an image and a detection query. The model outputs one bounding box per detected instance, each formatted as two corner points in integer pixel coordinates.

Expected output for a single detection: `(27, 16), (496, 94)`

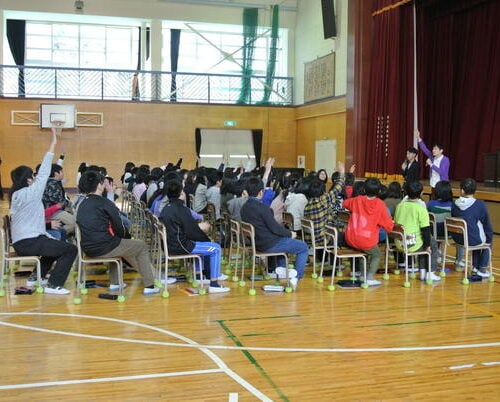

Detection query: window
(163, 22), (287, 76)
(25, 22), (139, 70)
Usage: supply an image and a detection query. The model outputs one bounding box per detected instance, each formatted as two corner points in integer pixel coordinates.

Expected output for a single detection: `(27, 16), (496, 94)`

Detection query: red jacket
(343, 196), (394, 250)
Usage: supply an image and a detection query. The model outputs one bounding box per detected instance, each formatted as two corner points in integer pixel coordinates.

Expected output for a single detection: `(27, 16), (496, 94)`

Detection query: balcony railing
(0, 65), (293, 105)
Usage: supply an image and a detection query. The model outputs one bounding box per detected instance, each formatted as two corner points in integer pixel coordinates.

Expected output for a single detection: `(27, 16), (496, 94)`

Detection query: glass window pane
(81, 25), (105, 39)
(26, 23), (51, 35)
(26, 49), (52, 62)
(53, 50), (78, 66)
(53, 37), (78, 51)
(53, 24), (78, 37)
(81, 38), (105, 51)
(26, 35), (52, 49)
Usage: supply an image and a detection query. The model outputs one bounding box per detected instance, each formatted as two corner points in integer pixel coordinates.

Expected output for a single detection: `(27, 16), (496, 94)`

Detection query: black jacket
(76, 194), (128, 256)
(402, 160), (420, 186)
(159, 198), (210, 254)
(240, 197), (291, 251)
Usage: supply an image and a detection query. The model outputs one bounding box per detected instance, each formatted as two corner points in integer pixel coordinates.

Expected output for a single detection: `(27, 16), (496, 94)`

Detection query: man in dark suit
(401, 146), (420, 191)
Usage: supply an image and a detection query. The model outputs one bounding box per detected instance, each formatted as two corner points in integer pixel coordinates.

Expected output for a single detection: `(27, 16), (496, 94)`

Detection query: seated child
(451, 178), (493, 278)
(394, 181), (441, 281)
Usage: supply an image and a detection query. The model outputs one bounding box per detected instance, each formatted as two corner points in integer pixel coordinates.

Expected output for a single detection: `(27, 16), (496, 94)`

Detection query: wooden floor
(1, 202), (499, 401)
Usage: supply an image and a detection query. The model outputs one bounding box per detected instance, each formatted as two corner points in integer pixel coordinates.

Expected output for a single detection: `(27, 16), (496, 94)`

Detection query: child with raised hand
(9, 127), (77, 294)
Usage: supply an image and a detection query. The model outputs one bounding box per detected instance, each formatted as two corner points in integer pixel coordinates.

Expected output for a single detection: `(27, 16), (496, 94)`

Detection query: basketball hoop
(51, 120), (65, 136)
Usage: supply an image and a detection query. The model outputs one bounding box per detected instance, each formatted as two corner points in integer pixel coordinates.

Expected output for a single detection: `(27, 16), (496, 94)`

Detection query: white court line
(0, 312), (272, 402)
(0, 369), (223, 391)
(449, 364), (475, 370)
(0, 314), (499, 353)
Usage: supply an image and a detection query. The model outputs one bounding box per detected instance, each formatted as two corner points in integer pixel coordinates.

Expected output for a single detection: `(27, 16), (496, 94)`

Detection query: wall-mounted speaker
(321, 0), (337, 39)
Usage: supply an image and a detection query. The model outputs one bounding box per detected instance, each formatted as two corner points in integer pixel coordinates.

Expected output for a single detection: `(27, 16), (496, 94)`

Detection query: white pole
(413, 1), (418, 147)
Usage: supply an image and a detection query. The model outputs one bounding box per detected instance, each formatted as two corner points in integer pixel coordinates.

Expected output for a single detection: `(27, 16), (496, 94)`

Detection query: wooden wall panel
(295, 97), (347, 173)
(0, 99), (297, 188)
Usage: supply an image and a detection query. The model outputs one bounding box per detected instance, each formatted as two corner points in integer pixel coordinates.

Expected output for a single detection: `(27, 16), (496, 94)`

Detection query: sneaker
(209, 285), (231, 293)
(426, 272), (442, 281)
(143, 287), (160, 295)
(218, 274), (229, 281)
(455, 260), (465, 268)
(275, 266), (298, 279)
(366, 279), (382, 286)
(26, 278), (48, 287)
(108, 283), (128, 291)
(44, 286), (70, 295)
(289, 277), (298, 291)
(476, 270), (491, 278)
(160, 277), (177, 285)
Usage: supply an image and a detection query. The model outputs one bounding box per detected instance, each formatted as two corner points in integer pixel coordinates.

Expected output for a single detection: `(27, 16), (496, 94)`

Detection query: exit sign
(224, 120), (236, 127)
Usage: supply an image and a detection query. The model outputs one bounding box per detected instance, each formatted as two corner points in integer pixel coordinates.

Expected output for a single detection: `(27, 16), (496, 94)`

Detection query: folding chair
(204, 202), (217, 240)
(156, 221), (204, 297)
(384, 224), (432, 287)
(282, 212), (294, 230)
(443, 217), (494, 285)
(428, 211), (452, 271)
(300, 218), (325, 279)
(228, 218), (244, 282)
(320, 225), (368, 290)
(74, 225), (125, 303)
(240, 221), (291, 295)
(0, 227), (43, 296)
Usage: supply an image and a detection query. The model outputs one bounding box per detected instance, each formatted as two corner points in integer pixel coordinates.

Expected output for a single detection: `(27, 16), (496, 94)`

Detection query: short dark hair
(387, 181), (402, 199)
(79, 171), (105, 194)
(434, 180), (453, 202)
(364, 178), (381, 197)
(10, 165), (33, 199)
(245, 176), (264, 197)
(308, 179), (325, 198)
(50, 164), (63, 177)
(460, 178), (476, 195)
(165, 179), (183, 199)
(407, 146), (418, 155)
(406, 180), (423, 200)
(433, 143), (444, 151)
(345, 172), (355, 186)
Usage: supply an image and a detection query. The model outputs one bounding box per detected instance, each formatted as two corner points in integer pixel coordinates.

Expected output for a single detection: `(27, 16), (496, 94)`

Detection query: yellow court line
(443, 292), (500, 319)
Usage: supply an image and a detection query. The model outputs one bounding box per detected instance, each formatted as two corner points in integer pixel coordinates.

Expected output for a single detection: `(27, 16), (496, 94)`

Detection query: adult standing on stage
(416, 130), (450, 193)
(401, 146), (420, 191)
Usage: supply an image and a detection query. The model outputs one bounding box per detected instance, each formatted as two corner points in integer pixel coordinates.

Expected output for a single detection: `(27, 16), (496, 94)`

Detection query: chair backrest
(74, 225), (87, 261)
(387, 223), (408, 253)
(324, 224), (340, 251)
(337, 210), (351, 231)
(444, 217), (467, 245)
(300, 218), (316, 244)
(2, 215), (12, 247)
(0, 227), (8, 256)
(282, 212), (294, 230)
(428, 212), (438, 238)
(240, 221), (257, 255)
(230, 219), (241, 245)
(156, 222), (171, 259)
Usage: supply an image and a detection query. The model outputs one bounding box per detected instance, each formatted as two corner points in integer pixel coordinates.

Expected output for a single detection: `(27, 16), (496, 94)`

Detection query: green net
(260, 5), (279, 104)
(237, 8), (258, 104)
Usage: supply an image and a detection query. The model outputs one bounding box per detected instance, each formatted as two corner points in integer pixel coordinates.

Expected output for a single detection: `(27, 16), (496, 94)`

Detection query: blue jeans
(473, 248), (491, 270)
(263, 237), (309, 279)
(191, 242), (221, 279)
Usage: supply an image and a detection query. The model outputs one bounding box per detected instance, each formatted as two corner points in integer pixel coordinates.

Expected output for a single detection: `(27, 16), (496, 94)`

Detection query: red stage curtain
(364, 0), (415, 180)
(417, 0), (500, 181)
